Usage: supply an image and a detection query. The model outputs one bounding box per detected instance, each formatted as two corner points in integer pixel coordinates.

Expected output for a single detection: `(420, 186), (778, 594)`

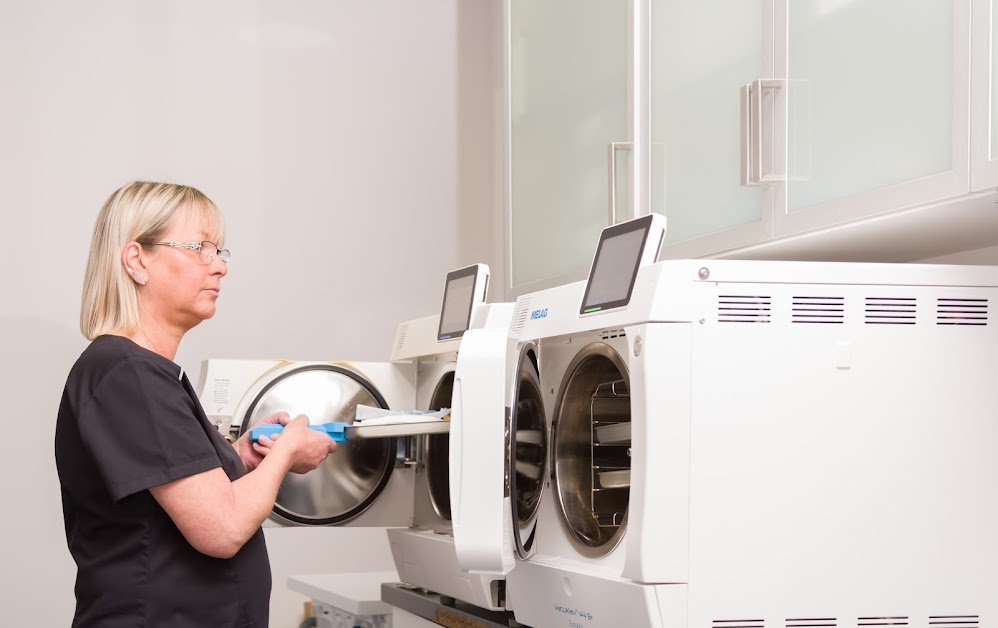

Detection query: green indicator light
(583, 306), (602, 313)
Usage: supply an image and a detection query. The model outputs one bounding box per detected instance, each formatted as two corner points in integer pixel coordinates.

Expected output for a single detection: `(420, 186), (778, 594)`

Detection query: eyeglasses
(153, 240), (230, 264)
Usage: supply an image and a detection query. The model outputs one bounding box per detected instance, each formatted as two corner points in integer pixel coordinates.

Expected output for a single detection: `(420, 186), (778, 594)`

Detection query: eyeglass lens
(199, 241), (230, 264)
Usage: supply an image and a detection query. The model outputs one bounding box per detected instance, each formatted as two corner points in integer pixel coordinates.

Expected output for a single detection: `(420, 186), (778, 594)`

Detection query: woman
(55, 181), (335, 627)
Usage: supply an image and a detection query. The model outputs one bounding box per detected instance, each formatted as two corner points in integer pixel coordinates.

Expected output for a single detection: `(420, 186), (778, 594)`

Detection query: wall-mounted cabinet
(507, 0), (629, 294)
(503, 0), (998, 298)
(972, 0), (998, 190)
(649, 0), (772, 252)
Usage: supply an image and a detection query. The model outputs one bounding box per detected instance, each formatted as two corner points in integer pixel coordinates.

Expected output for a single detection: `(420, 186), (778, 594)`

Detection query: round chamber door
(552, 343), (630, 558)
(239, 364), (396, 526)
(509, 343), (547, 558)
(424, 370), (454, 521)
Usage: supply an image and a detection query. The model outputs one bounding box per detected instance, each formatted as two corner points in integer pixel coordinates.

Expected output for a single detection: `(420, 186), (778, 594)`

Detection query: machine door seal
(509, 343), (546, 558)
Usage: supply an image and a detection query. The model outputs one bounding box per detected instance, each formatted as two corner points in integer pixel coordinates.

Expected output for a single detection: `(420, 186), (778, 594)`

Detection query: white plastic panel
(622, 323), (691, 584)
(450, 328), (515, 575)
(393, 304), (515, 362)
(507, 559), (680, 628)
(471, 302), (516, 331)
(684, 285), (998, 620)
(387, 528), (501, 610)
(391, 315), (450, 362)
(197, 358), (287, 433)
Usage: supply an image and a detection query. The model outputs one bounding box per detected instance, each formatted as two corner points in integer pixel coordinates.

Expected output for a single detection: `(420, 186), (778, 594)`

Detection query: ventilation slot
(787, 619), (837, 628)
(510, 297), (532, 336)
(390, 324), (408, 361)
(865, 297), (916, 325)
(858, 618), (908, 626)
(718, 295), (771, 324)
(937, 298), (988, 326)
(929, 616), (979, 627)
(600, 328), (626, 340)
(713, 620), (764, 628)
(792, 296), (844, 324)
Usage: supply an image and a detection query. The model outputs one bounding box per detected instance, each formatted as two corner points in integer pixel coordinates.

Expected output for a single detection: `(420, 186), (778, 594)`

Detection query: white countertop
(287, 571), (399, 616)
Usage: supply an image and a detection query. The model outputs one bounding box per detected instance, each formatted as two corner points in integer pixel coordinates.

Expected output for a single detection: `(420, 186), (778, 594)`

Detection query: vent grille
(929, 616), (979, 627)
(713, 621), (764, 628)
(714, 615), (977, 628)
(937, 298), (988, 326)
(510, 297), (532, 336)
(865, 297), (917, 325)
(718, 295), (771, 324)
(600, 328), (626, 340)
(390, 323), (408, 360)
(792, 296), (844, 324)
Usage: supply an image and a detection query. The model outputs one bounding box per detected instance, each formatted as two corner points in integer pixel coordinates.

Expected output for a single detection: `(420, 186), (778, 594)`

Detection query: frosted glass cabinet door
(993, 1), (998, 159)
(971, 0), (998, 190)
(780, 0), (969, 234)
(509, 0), (628, 290)
(651, 0), (770, 254)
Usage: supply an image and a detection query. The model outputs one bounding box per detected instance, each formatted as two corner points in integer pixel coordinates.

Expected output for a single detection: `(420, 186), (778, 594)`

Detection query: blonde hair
(80, 181), (225, 340)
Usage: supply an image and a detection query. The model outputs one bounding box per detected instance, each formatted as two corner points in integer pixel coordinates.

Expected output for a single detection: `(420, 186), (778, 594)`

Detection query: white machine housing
(387, 302), (514, 611)
(452, 214), (669, 580)
(489, 259), (998, 628)
(195, 264), (494, 531)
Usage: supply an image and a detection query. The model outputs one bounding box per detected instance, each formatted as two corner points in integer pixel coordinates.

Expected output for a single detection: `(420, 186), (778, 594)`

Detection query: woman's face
(142, 213), (228, 333)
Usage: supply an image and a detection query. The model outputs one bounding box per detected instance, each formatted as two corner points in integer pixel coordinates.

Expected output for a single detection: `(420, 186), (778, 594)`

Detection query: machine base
(506, 559), (686, 628)
(382, 583), (522, 628)
(387, 527), (504, 610)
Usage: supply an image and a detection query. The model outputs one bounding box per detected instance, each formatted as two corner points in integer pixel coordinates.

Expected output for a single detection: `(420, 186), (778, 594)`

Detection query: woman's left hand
(233, 411), (290, 472)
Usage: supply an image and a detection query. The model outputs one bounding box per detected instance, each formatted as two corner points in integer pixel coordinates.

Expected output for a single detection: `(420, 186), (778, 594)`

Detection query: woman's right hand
(272, 415), (338, 474)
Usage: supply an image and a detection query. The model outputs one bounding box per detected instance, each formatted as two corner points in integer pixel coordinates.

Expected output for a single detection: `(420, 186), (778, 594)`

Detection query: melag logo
(530, 307), (549, 320)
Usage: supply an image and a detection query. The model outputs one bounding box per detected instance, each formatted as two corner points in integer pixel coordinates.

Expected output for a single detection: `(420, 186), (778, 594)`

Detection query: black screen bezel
(578, 215), (656, 316)
(437, 264), (481, 341)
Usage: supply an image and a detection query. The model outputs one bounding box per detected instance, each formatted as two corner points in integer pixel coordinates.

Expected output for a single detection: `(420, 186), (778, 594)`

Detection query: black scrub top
(55, 335), (271, 628)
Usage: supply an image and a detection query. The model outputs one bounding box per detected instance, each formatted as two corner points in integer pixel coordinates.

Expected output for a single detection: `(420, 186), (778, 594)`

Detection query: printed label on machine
(210, 378), (231, 414)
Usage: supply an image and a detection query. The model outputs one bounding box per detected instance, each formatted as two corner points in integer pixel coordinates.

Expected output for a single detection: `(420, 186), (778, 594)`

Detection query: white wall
(0, 1), (497, 626)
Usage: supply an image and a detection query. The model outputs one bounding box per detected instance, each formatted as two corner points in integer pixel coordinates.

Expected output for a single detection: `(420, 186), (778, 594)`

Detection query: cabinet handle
(608, 141), (633, 224)
(740, 79), (785, 186)
(740, 83), (752, 186)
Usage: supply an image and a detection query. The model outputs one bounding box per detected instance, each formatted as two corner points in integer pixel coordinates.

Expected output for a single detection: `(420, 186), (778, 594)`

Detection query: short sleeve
(79, 357), (222, 502)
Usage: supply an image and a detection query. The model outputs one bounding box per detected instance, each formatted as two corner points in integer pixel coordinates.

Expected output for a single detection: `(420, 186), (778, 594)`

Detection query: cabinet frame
(972, 0), (998, 190)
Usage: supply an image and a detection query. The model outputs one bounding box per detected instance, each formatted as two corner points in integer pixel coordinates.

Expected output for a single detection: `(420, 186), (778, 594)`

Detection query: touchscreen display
(438, 273), (476, 340)
(582, 229), (645, 312)
(580, 218), (654, 315)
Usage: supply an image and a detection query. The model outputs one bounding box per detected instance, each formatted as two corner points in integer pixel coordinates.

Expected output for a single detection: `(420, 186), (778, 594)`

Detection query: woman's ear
(122, 242), (148, 286)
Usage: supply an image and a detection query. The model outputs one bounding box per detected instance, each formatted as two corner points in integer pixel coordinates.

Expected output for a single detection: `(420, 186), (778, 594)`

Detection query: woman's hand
(232, 411), (289, 472)
(271, 415), (338, 474)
